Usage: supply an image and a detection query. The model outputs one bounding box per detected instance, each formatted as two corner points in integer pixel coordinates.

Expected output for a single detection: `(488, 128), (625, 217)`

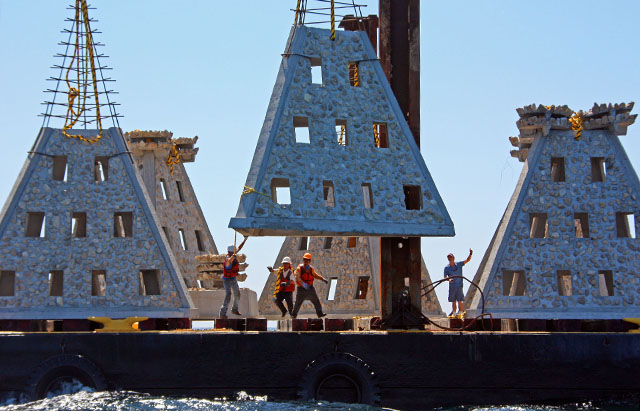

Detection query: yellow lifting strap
(373, 124), (381, 147)
(338, 125), (346, 146)
(569, 112), (584, 141)
(166, 143), (181, 175)
(89, 316), (148, 332)
(62, 0), (103, 144)
(241, 185), (270, 198)
(330, 0), (336, 41)
(623, 318), (640, 333)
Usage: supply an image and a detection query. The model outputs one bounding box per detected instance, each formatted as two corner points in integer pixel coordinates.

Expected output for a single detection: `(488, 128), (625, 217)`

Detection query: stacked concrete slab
(258, 236), (443, 318)
(466, 103), (640, 319)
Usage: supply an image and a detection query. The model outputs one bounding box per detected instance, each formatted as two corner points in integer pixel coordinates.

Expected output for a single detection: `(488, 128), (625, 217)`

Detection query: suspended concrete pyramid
(466, 103), (639, 319)
(229, 26), (454, 237)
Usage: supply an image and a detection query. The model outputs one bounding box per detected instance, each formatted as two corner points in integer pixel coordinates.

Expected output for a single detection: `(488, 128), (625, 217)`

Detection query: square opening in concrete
(403, 185), (422, 210)
(71, 212), (86, 238)
(48, 270), (63, 297)
(179, 228), (188, 250)
(348, 62), (360, 87)
(556, 270), (572, 296)
(139, 269), (161, 296)
(323, 180), (335, 207)
(373, 122), (389, 148)
(529, 213), (548, 238)
(335, 119), (348, 146)
(94, 157), (109, 182)
(598, 270), (614, 296)
(270, 178), (291, 205)
(355, 276), (369, 299)
(327, 277), (337, 301)
(361, 183), (373, 209)
(113, 212), (133, 238)
(574, 213), (590, 238)
(616, 212), (636, 238)
(323, 237), (333, 249)
(310, 57), (322, 85)
(0, 271), (15, 296)
(160, 179), (170, 200)
(550, 157), (566, 182)
(195, 230), (205, 252)
(26, 212), (45, 238)
(502, 270), (526, 296)
(92, 270), (106, 297)
(176, 181), (186, 202)
(299, 236), (309, 251)
(591, 157), (607, 183)
(293, 116), (310, 144)
(52, 156), (67, 182)
(347, 237), (357, 248)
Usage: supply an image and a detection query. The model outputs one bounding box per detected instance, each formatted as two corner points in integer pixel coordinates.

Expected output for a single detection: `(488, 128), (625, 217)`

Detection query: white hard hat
(282, 256), (291, 264)
(227, 245), (235, 252)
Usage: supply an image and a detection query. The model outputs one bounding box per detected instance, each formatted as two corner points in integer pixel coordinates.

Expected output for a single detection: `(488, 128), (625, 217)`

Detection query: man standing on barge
(219, 235), (249, 318)
(444, 249), (472, 318)
(268, 256), (296, 317)
(291, 253), (328, 319)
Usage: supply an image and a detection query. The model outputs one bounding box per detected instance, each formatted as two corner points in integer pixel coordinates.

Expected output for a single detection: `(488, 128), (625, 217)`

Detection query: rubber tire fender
(25, 354), (107, 400)
(297, 352), (380, 405)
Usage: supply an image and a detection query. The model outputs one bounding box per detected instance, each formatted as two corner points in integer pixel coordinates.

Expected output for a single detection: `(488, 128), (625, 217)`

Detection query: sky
(0, 0), (639, 314)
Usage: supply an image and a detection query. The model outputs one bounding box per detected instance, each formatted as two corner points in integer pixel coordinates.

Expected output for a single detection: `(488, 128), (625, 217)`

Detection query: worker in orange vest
(268, 256), (295, 317)
(291, 253), (328, 318)
(219, 235), (249, 319)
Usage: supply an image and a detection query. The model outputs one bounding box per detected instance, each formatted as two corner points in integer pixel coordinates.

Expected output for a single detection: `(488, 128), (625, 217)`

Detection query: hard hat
(303, 253), (312, 260)
(227, 245), (235, 252)
(447, 253), (454, 258)
(282, 256), (291, 264)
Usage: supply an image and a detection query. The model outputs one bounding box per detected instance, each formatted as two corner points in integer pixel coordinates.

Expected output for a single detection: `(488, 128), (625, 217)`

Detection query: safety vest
(274, 267), (295, 296)
(298, 264), (315, 286)
(222, 256), (239, 278)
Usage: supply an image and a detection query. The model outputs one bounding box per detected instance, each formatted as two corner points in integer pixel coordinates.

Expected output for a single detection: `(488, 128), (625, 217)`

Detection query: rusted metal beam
(339, 14), (379, 51)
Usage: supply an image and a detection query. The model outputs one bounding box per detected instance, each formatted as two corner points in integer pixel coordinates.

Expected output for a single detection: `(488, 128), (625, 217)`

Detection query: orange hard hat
(303, 253), (312, 260)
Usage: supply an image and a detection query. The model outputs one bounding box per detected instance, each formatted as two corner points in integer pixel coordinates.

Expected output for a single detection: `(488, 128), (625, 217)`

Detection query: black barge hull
(0, 331), (638, 409)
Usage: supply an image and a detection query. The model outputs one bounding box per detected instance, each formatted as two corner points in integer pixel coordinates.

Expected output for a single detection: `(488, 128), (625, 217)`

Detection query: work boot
(231, 309), (241, 316)
(317, 312), (327, 318)
(219, 313), (228, 319)
(281, 311), (286, 318)
(448, 311), (455, 318)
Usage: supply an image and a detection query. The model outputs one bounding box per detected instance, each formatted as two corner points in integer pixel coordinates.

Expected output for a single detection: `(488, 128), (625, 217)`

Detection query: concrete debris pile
(195, 254), (249, 282)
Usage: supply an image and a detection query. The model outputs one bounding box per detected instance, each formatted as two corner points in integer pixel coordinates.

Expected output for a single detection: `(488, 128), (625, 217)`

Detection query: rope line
(569, 112), (584, 141)
(166, 144), (181, 175)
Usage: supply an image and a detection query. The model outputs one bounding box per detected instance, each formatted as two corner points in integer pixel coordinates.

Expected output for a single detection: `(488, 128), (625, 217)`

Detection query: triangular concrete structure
(0, 128), (193, 319)
(258, 236), (443, 319)
(229, 26), (453, 237)
(466, 103), (639, 319)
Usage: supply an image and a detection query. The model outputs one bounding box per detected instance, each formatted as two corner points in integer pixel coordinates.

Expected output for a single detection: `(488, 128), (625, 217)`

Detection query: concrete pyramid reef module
(229, 26), (454, 237)
(0, 128), (194, 319)
(466, 103), (639, 319)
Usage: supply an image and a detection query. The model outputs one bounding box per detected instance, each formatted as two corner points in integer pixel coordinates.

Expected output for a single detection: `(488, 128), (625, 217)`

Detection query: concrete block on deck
(324, 318), (353, 331)
(291, 319), (309, 331)
(308, 319), (324, 331)
(215, 319), (246, 331)
(246, 318), (267, 331)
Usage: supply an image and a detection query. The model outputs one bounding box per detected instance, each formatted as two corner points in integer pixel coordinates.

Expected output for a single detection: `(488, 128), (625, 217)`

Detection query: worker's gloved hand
(281, 281), (288, 287)
(323, 279), (329, 284)
(267, 266), (273, 271)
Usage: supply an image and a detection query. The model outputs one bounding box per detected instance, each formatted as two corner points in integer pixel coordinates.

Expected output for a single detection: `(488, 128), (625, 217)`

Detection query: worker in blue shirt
(444, 249), (473, 318)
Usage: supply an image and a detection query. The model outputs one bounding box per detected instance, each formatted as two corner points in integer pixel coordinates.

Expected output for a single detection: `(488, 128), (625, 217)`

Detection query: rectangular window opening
(176, 181), (186, 202)
(403, 185), (422, 210)
(71, 212), (87, 238)
(162, 226), (171, 244)
(361, 183), (374, 209)
(373, 122), (389, 148)
(270, 178), (291, 205)
(529, 213), (548, 238)
(113, 212), (133, 238)
(160, 179), (170, 200)
(335, 119), (348, 146)
(48, 270), (63, 297)
(574, 213), (590, 238)
(194, 230), (205, 252)
(92, 270), (106, 297)
(179, 228), (188, 251)
(310, 57), (322, 85)
(355, 276), (369, 299)
(550, 157), (566, 182)
(347, 237), (357, 249)
(299, 237), (309, 251)
(139, 269), (161, 296)
(598, 270), (614, 296)
(502, 270), (526, 296)
(0, 271), (15, 297)
(52, 156), (68, 182)
(293, 116), (310, 144)
(616, 212), (636, 238)
(327, 278), (337, 301)
(94, 157), (109, 182)
(196, 280), (203, 288)
(26, 212), (46, 238)
(591, 157), (607, 183)
(323, 237), (333, 250)
(323, 180), (335, 207)
(348, 62), (360, 87)
(556, 270), (572, 296)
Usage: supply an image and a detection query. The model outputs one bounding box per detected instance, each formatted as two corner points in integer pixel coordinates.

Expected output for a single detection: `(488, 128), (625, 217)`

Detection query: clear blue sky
(1, 1), (639, 312)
